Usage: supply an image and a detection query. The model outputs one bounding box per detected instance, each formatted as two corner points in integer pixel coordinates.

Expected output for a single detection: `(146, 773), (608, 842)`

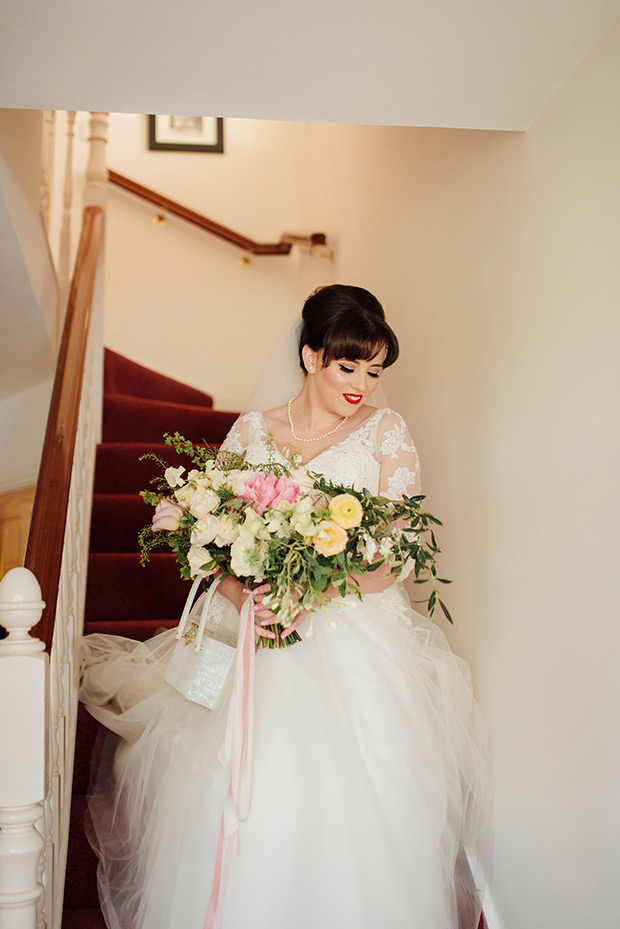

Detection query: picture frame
(148, 115), (224, 153)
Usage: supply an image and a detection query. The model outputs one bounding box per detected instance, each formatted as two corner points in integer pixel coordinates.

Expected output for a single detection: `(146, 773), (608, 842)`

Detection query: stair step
(63, 350), (239, 927)
(61, 908), (107, 929)
(63, 795), (100, 909)
(90, 493), (152, 552)
(83, 618), (178, 640)
(104, 347), (214, 407)
(85, 553), (189, 622)
(93, 442), (200, 495)
(102, 394), (237, 443)
(72, 704), (104, 795)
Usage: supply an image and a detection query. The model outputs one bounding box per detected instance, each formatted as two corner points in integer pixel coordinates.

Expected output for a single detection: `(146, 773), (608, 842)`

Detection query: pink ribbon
(203, 592), (256, 929)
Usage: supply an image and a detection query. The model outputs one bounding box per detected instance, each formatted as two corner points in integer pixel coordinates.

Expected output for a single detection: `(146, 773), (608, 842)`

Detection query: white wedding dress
(80, 408), (489, 929)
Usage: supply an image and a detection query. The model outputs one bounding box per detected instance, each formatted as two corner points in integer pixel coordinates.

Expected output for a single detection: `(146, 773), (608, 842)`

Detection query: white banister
(2, 105), (106, 929)
(84, 112), (109, 209)
(40, 111), (56, 233)
(0, 568), (47, 929)
(56, 111), (76, 348)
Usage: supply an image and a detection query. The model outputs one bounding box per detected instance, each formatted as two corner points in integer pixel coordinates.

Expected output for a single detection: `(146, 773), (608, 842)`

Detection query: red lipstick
(343, 393), (362, 405)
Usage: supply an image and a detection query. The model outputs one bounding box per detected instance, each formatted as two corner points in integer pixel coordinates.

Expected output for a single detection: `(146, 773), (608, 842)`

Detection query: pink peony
(242, 472), (300, 515)
(152, 497), (184, 531)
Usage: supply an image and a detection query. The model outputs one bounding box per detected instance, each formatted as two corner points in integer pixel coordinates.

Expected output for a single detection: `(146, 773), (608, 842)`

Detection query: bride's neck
(292, 384), (344, 432)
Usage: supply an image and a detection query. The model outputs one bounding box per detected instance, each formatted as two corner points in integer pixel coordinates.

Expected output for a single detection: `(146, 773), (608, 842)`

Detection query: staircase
(61, 350), (237, 929)
(60, 349), (485, 929)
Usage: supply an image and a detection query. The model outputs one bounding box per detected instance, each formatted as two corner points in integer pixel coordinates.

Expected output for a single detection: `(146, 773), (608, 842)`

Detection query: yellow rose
(314, 520), (348, 557)
(329, 493), (363, 529)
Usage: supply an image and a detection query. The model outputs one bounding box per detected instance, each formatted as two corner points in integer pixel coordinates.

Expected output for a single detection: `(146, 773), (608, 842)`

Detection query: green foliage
(137, 432), (453, 627)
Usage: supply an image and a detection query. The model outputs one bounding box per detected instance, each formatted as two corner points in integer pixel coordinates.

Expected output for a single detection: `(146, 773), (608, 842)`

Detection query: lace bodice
(220, 408), (421, 499)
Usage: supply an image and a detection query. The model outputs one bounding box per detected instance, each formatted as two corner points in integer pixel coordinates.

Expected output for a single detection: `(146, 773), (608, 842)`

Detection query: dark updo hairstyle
(298, 284), (399, 373)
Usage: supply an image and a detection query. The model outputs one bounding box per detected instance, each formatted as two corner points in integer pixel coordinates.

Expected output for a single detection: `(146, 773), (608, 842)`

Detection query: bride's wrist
(217, 575), (247, 613)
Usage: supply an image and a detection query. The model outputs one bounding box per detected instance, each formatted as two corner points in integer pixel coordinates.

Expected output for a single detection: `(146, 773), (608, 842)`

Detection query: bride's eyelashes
(338, 363), (381, 379)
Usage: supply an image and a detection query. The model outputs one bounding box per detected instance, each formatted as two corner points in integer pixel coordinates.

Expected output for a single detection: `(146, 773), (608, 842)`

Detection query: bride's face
(303, 344), (387, 416)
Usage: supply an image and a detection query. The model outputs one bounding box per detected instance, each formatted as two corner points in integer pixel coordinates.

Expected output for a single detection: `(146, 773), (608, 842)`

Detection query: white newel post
(0, 569), (48, 929)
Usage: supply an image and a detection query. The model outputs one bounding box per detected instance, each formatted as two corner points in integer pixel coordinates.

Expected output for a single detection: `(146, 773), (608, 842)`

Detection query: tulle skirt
(79, 584), (490, 929)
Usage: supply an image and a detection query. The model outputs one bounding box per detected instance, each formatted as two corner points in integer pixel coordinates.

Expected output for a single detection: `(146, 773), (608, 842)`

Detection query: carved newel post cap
(0, 567), (46, 645)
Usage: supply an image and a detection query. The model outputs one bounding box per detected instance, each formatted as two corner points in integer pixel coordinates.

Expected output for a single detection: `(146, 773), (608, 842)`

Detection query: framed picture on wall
(148, 115), (224, 153)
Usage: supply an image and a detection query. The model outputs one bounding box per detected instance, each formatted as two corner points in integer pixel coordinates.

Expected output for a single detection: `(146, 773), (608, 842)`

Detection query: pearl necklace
(287, 398), (348, 443)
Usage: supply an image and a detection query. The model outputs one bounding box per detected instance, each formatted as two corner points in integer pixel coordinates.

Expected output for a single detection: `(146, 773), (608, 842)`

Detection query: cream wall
(99, 17), (620, 923)
(0, 379), (54, 492)
(103, 115), (309, 409)
(294, 18), (620, 929)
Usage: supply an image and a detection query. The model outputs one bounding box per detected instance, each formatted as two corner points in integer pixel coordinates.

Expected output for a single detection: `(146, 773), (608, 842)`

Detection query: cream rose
(187, 544), (214, 578)
(329, 493), (363, 529)
(189, 486), (220, 519)
(214, 515), (240, 547)
(314, 520), (348, 557)
(190, 514), (221, 546)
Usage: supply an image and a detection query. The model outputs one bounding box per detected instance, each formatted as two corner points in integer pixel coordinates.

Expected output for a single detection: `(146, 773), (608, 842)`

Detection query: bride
(80, 284), (489, 929)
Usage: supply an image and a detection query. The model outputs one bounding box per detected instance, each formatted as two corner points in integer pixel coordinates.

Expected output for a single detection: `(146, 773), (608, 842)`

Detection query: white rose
(187, 544), (214, 578)
(189, 487), (220, 519)
(165, 466), (186, 487)
(191, 514), (221, 546)
(215, 515), (240, 547)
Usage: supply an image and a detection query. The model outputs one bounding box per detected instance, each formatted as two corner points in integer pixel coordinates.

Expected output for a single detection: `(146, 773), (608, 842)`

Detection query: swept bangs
(320, 315), (399, 370)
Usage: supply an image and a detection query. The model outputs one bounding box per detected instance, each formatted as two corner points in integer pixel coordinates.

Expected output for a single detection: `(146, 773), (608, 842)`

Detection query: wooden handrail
(24, 206), (104, 651)
(108, 170), (327, 255)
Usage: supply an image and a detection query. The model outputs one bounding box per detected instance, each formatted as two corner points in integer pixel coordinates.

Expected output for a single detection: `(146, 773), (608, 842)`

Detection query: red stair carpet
(61, 349), (485, 929)
(61, 350), (237, 929)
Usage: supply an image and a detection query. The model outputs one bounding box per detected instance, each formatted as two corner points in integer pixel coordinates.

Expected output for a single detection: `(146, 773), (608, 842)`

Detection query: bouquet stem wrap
(203, 590), (256, 929)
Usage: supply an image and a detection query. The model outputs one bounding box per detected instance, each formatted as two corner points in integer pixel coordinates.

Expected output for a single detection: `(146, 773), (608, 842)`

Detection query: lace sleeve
(377, 410), (422, 500)
(219, 414), (252, 456)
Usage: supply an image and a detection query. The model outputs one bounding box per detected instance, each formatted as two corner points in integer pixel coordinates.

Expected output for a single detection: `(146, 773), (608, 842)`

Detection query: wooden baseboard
(0, 485), (36, 578)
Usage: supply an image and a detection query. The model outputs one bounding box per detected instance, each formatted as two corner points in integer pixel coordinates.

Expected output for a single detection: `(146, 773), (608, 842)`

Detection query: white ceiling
(1, 0), (620, 130)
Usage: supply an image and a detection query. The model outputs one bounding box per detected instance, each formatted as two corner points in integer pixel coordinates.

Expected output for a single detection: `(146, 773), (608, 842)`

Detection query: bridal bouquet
(139, 432), (451, 648)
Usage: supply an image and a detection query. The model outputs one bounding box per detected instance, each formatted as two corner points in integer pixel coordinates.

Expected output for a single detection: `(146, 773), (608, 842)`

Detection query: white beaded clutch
(164, 577), (240, 709)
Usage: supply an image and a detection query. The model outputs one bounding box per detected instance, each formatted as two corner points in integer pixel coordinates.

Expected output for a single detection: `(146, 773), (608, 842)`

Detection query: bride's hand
(278, 606), (310, 639)
(255, 585), (310, 641)
(251, 582), (277, 640)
